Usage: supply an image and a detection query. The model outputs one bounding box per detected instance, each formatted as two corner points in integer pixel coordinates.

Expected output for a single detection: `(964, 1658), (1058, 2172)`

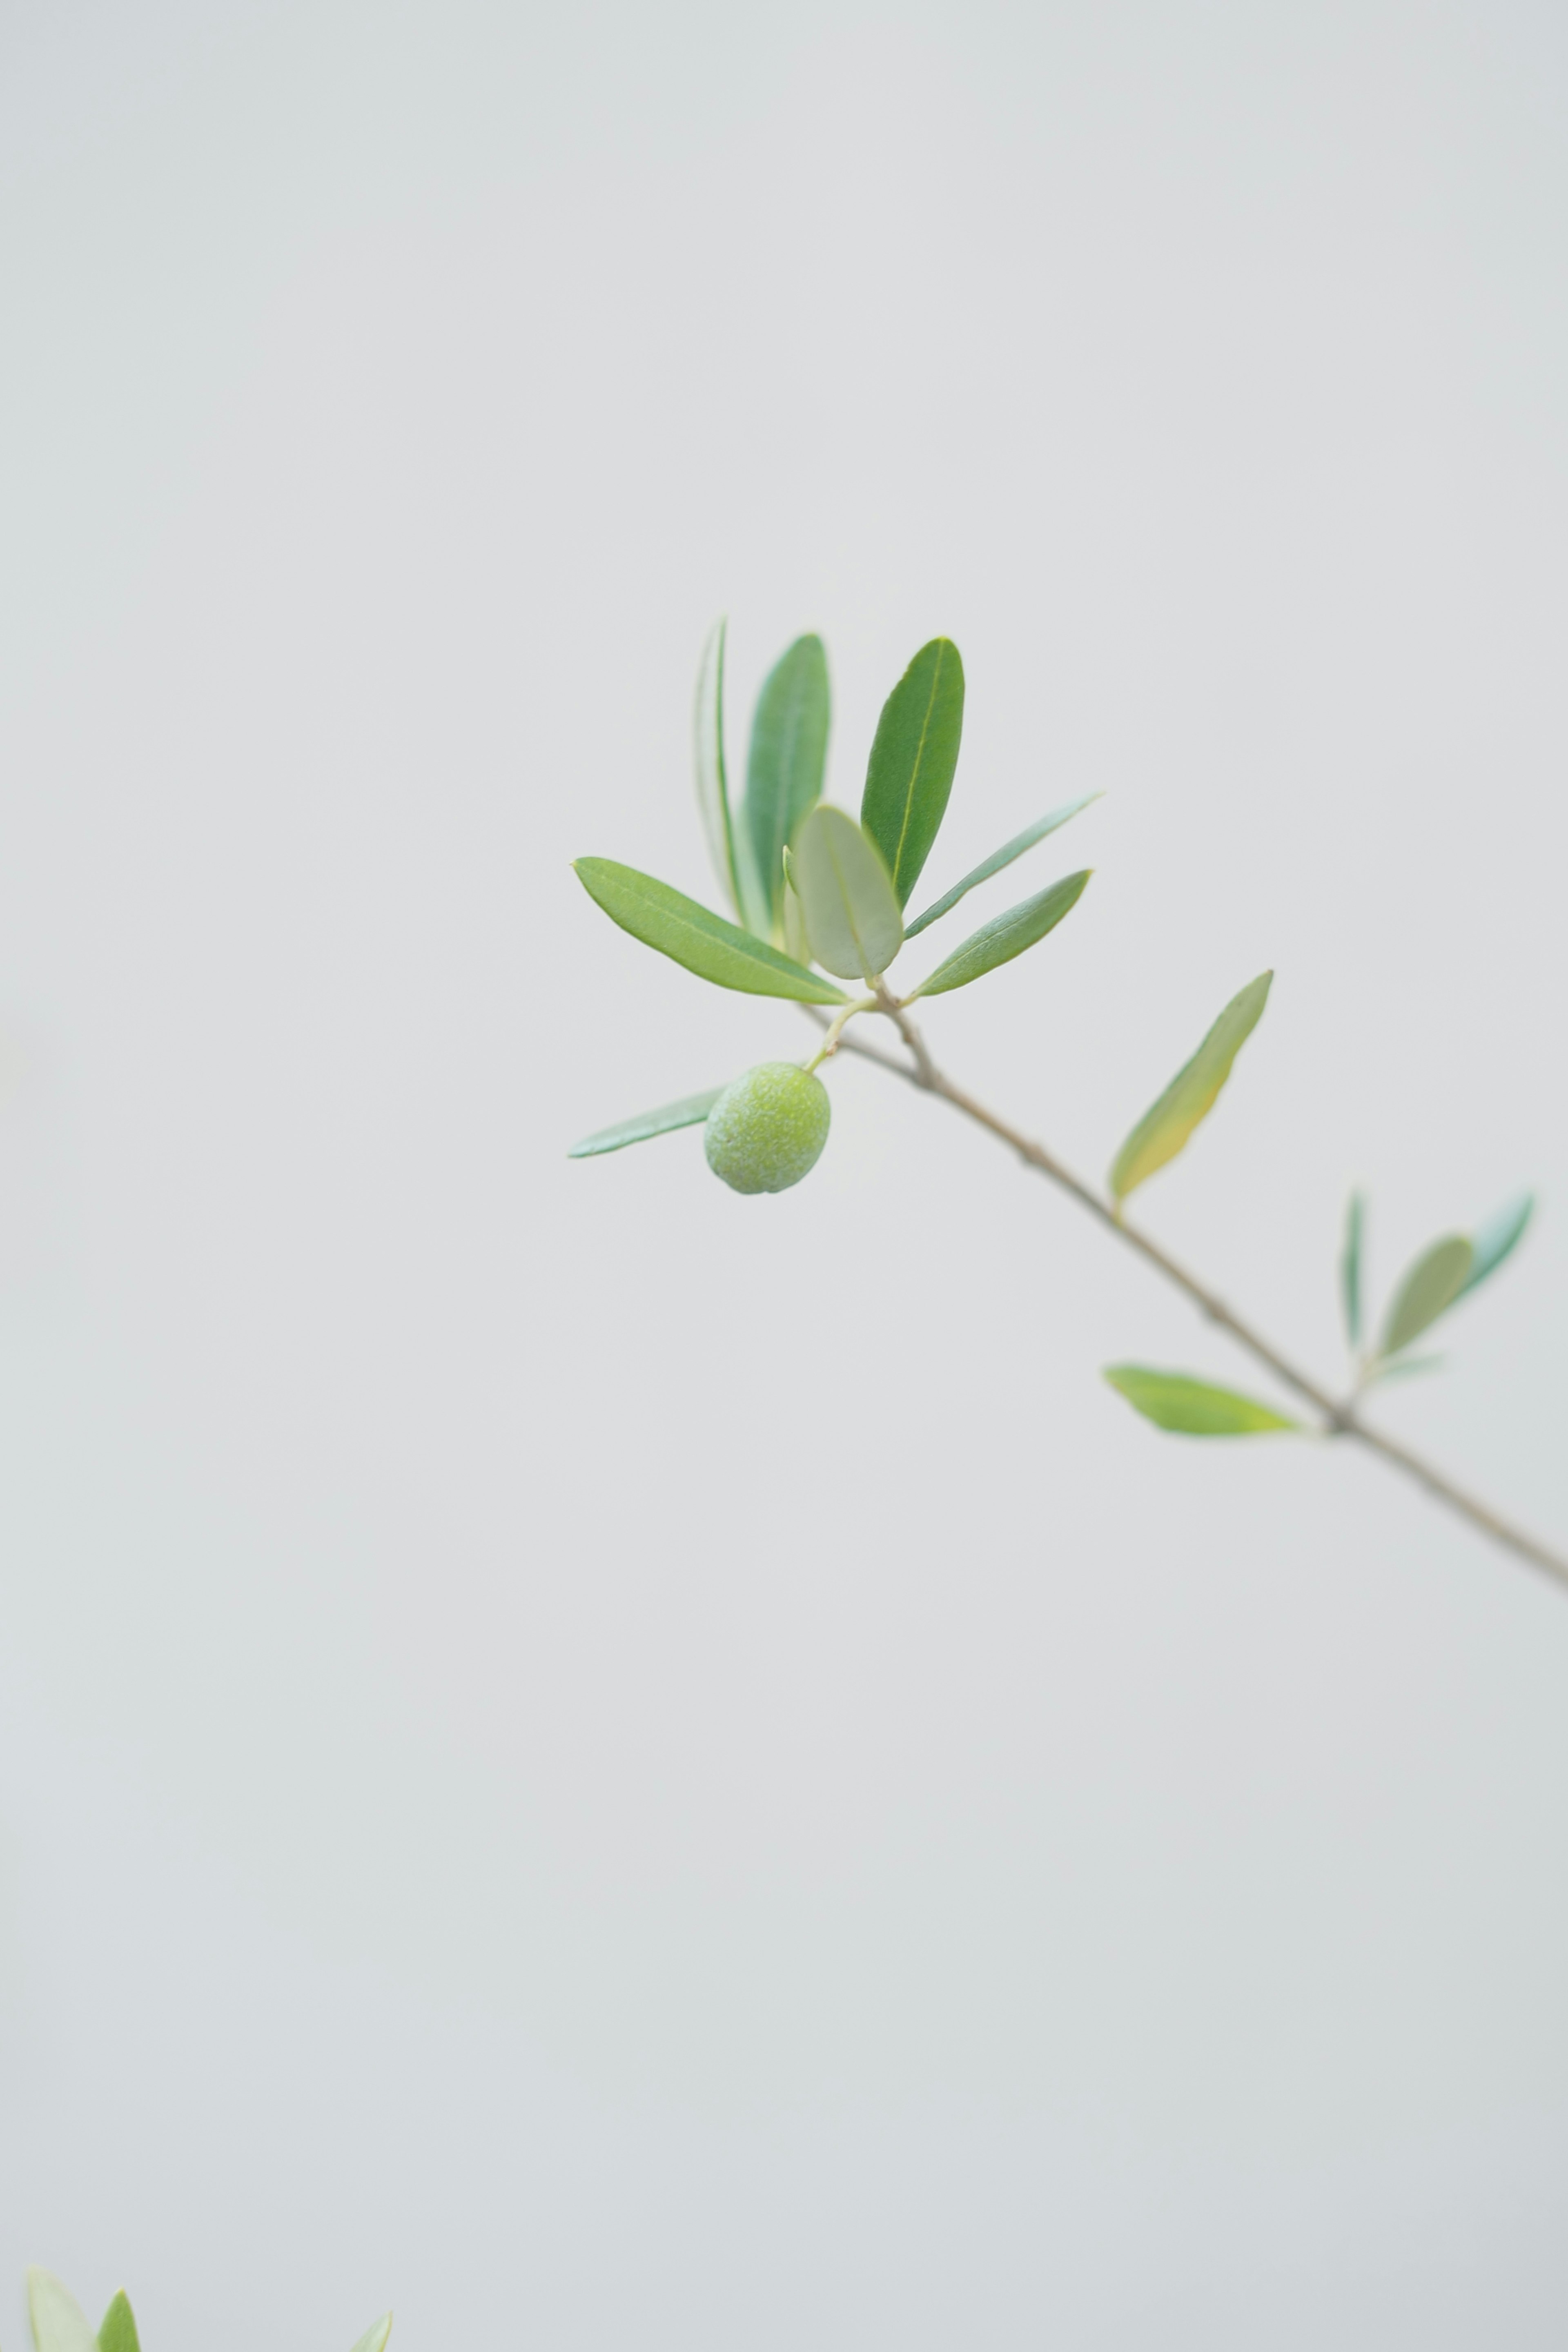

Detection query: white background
(2, 1), (1566, 2344)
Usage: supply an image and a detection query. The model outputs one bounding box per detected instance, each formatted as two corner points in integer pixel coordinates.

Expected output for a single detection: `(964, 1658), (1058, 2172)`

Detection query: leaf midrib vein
(890, 646), (946, 893)
(630, 875), (825, 989)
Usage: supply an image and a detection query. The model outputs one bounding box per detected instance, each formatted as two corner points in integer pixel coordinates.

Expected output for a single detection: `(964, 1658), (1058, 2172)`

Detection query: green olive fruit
(704, 1062), (831, 1194)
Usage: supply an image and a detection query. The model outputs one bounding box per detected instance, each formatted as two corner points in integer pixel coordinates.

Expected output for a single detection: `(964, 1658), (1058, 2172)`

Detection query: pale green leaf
(573, 859), (847, 1004)
(347, 2321), (392, 2352)
(97, 2297), (140, 2352)
(903, 792), (1101, 938)
(694, 622), (767, 935)
(28, 2273), (96, 2352)
(860, 637), (964, 906)
(743, 635), (830, 929)
(790, 805), (903, 980)
(1341, 1189), (1365, 1351)
(568, 1088), (723, 1158)
(1379, 1235), (1473, 1357)
(693, 620), (738, 912)
(1459, 1191), (1533, 1297)
(1109, 972), (1274, 1201)
(907, 869), (1090, 999)
(1103, 1365), (1300, 1434)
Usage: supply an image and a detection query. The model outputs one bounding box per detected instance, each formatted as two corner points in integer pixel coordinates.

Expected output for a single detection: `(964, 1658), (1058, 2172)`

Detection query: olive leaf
(693, 620), (742, 915)
(94, 2300), (140, 2352)
(903, 792), (1101, 939)
(569, 1088), (724, 1159)
(573, 858), (847, 1004)
(28, 2273), (96, 2352)
(1109, 972), (1273, 1202)
(906, 869), (1090, 999)
(743, 634), (830, 930)
(96, 2299), (140, 2352)
(694, 621), (768, 933)
(1341, 1189), (1365, 1351)
(1379, 1235), (1473, 1358)
(1103, 1366), (1300, 1434)
(1459, 1192), (1534, 1298)
(790, 805), (903, 980)
(860, 637), (964, 906)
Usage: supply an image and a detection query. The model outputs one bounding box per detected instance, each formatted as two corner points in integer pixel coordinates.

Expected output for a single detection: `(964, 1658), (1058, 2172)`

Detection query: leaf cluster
(1095, 966), (1533, 1439)
(1106, 1188), (1535, 1438)
(22, 2272), (390, 2352)
(1339, 1189), (1534, 1381)
(571, 624), (1097, 1154)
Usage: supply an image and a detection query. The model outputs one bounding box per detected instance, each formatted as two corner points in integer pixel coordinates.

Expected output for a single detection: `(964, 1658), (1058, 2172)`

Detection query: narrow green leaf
(860, 637), (965, 906)
(28, 2273), (96, 2352)
(1109, 972), (1274, 1202)
(573, 858), (847, 1004)
(907, 869), (1090, 999)
(1103, 1365), (1300, 1435)
(347, 2321), (392, 2352)
(903, 792), (1102, 939)
(791, 805), (903, 980)
(1459, 1191), (1533, 1297)
(97, 2296), (140, 2352)
(693, 620), (738, 912)
(569, 1088), (724, 1159)
(1341, 1189), (1365, 1351)
(694, 622), (768, 935)
(743, 635), (830, 929)
(1379, 1234), (1473, 1357)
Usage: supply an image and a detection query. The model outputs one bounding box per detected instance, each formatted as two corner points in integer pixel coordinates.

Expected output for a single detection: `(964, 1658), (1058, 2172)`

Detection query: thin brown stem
(805, 1004), (1568, 1592)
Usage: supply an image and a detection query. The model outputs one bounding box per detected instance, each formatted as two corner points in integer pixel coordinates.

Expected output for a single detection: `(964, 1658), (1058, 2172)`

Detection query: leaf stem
(802, 996), (878, 1072)
(806, 1004), (1568, 1594)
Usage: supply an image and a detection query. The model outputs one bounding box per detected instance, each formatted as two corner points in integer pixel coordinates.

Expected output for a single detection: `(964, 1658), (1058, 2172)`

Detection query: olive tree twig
(806, 1002), (1568, 1592)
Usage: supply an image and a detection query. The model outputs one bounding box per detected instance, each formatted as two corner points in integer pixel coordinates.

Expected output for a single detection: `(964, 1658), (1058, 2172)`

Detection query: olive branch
(570, 624), (1561, 1591)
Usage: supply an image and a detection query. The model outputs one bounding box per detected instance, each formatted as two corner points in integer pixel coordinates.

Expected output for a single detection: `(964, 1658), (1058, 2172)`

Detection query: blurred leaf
(1341, 1189), (1365, 1351)
(693, 620), (739, 913)
(569, 1088), (724, 1158)
(1379, 1234), (1473, 1357)
(573, 859), (847, 1003)
(694, 623), (768, 934)
(908, 869), (1090, 999)
(347, 2323), (392, 2352)
(791, 806), (903, 980)
(743, 635), (830, 929)
(1103, 1365), (1300, 1434)
(1365, 1353), (1445, 1387)
(28, 2274), (96, 2352)
(1109, 972), (1273, 1202)
(860, 637), (965, 906)
(1459, 1191), (1534, 1297)
(904, 792), (1101, 938)
(97, 2298), (140, 2352)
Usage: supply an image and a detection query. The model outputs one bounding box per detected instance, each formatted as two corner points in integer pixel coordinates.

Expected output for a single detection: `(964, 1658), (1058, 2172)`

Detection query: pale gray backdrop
(1, 1), (1566, 2344)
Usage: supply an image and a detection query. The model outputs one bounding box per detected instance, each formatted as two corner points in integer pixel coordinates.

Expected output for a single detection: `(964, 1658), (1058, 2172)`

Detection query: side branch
(808, 1005), (1568, 1592)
